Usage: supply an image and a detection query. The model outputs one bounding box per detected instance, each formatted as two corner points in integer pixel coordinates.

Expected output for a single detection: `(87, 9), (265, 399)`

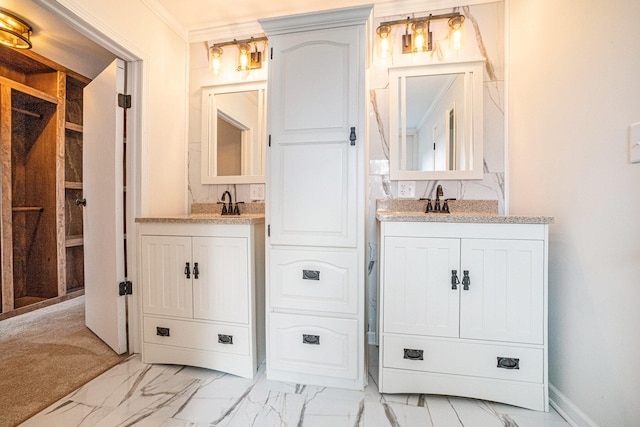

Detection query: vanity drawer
(270, 248), (358, 314)
(269, 313), (358, 379)
(383, 335), (543, 383)
(143, 316), (250, 355)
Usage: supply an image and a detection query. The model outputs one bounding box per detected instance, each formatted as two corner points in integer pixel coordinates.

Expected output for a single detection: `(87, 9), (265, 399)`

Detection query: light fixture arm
(378, 11), (463, 30)
(210, 36), (268, 51)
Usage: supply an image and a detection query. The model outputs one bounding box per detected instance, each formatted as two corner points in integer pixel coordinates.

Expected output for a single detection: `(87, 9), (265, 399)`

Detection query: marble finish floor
(21, 354), (570, 427)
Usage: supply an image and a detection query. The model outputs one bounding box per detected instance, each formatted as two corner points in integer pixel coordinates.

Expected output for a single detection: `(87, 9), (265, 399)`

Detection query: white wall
(508, 0), (640, 425)
(50, 0), (189, 216)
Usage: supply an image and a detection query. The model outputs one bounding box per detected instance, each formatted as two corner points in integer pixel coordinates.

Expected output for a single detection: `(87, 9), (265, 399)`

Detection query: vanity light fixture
(0, 8), (32, 49)
(377, 11), (464, 56)
(208, 36), (268, 74)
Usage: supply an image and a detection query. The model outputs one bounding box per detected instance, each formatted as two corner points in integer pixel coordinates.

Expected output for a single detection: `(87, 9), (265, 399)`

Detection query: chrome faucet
(221, 190), (233, 215)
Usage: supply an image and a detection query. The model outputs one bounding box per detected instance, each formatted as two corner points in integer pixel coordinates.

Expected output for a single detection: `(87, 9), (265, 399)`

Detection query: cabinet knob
(302, 334), (320, 345)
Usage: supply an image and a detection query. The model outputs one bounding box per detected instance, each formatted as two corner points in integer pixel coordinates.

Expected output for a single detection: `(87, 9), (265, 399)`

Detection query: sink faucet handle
(443, 198), (456, 213)
(420, 198), (433, 213)
(233, 201), (244, 215)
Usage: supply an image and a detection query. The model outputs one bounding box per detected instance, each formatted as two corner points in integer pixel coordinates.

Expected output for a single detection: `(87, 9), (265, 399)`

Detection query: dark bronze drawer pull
(403, 348), (424, 360)
(302, 270), (320, 280)
(302, 334), (320, 345)
(218, 334), (233, 344)
(497, 357), (520, 369)
(156, 327), (170, 337)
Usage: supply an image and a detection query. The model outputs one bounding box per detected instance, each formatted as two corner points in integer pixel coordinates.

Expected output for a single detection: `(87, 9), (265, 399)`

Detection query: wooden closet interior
(0, 44), (89, 317)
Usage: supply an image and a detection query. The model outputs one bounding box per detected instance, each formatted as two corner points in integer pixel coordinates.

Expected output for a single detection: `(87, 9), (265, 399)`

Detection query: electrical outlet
(398, 181), (416, 198)
(249, 184), (265, 200)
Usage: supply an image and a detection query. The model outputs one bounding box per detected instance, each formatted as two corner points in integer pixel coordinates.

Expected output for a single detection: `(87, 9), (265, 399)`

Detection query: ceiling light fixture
(0, 8), (32, 49)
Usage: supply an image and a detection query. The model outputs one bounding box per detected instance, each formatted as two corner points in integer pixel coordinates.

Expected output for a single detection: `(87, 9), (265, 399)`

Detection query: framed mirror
(201, 81), (266, 184)
(389, 60), (484, 180)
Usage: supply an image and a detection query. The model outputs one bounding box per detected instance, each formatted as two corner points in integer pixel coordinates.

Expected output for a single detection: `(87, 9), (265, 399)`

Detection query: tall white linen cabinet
(260, 4), (372, 389)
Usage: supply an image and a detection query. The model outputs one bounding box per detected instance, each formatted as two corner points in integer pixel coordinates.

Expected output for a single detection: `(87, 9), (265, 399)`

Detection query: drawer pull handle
(462, 270), (471, 290)
(497, 357), (520, 369)
(218, 334), (233, 344)
(302, 334), (320, 345)
(403, 348), (424, 360)
(185, 262), (191, 279)
(156, 327), (170, 337)
(193, 262), (199, 279)
(302, 270), (320, 280)
(451, 270), (460, 290)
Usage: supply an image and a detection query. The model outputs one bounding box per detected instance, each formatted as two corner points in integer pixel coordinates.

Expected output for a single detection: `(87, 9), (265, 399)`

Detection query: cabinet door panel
(383, 237), (460, 337)
(141, 235), (192, 318)
(460, 239), (544, 344)
(192, 236), (249, 324)
(268, 26), (361, 248)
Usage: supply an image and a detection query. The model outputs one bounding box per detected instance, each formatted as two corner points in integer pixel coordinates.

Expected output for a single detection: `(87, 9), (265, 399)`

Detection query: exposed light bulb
(237, 43), (250, 71)
(209, 46), (223, 75)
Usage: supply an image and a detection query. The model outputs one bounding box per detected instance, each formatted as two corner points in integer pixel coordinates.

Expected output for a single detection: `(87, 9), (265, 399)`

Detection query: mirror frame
(201, 81), (267, 184)
(389, 60), (484, 180)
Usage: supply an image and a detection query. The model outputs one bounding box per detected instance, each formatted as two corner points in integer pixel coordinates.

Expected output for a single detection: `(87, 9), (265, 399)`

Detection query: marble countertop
(376, 199), (553, 224)
(136, 202), (265, 225)
(376, 211), (554, 224)
(136, 213), (264, 225)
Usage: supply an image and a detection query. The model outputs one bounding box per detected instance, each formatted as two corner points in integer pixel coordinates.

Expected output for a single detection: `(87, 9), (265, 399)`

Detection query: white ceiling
(147, 0), (375, 34)
(1, 0), (379, 78)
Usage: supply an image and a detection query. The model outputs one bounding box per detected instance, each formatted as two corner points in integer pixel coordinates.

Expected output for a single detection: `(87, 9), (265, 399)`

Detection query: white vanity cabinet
(260, 5), (371, 390)
(138, 221), (264, 379)
(378, 221), (549, 411)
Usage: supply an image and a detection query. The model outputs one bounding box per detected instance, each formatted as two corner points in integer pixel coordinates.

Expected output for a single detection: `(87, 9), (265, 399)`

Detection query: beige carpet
(0, 296), (127, 426)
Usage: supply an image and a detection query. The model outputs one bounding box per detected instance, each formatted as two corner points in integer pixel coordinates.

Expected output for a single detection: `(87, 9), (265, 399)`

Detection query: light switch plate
(398, 181), (416, 198)
(249, 184), (265, 200)
(630, 122), (640, 164)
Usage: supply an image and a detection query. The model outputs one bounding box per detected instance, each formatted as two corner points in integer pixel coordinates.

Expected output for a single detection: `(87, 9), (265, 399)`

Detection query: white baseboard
(549, 383), (599, 427)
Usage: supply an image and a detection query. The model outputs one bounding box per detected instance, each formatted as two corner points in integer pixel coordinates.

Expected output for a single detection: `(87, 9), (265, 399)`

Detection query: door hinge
(268, 224), (270, 237)
(268, 135), (271, 147)
(118, 281), (133, 296)
(270, 47), (273, 60)
(118, 93), (131, 109)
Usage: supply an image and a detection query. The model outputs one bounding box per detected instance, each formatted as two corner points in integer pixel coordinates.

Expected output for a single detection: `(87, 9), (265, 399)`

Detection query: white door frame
(37, 0), (143, 353)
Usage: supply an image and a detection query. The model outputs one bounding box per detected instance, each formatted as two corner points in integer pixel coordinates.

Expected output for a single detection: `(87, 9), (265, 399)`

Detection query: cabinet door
(140, 235), (192, 318)
(268, 26), (362, 248)
(192, 236), (249, 324)
(460, 239), (544, 344)
(383, 236), (460, 338)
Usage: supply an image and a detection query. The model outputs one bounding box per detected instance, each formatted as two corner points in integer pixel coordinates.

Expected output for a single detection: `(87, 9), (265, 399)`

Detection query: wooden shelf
(65, 181), (83, 190)
(12, 206), (44, 212)
(65, 122), (83, 133)
(65, 235), (84, 247)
